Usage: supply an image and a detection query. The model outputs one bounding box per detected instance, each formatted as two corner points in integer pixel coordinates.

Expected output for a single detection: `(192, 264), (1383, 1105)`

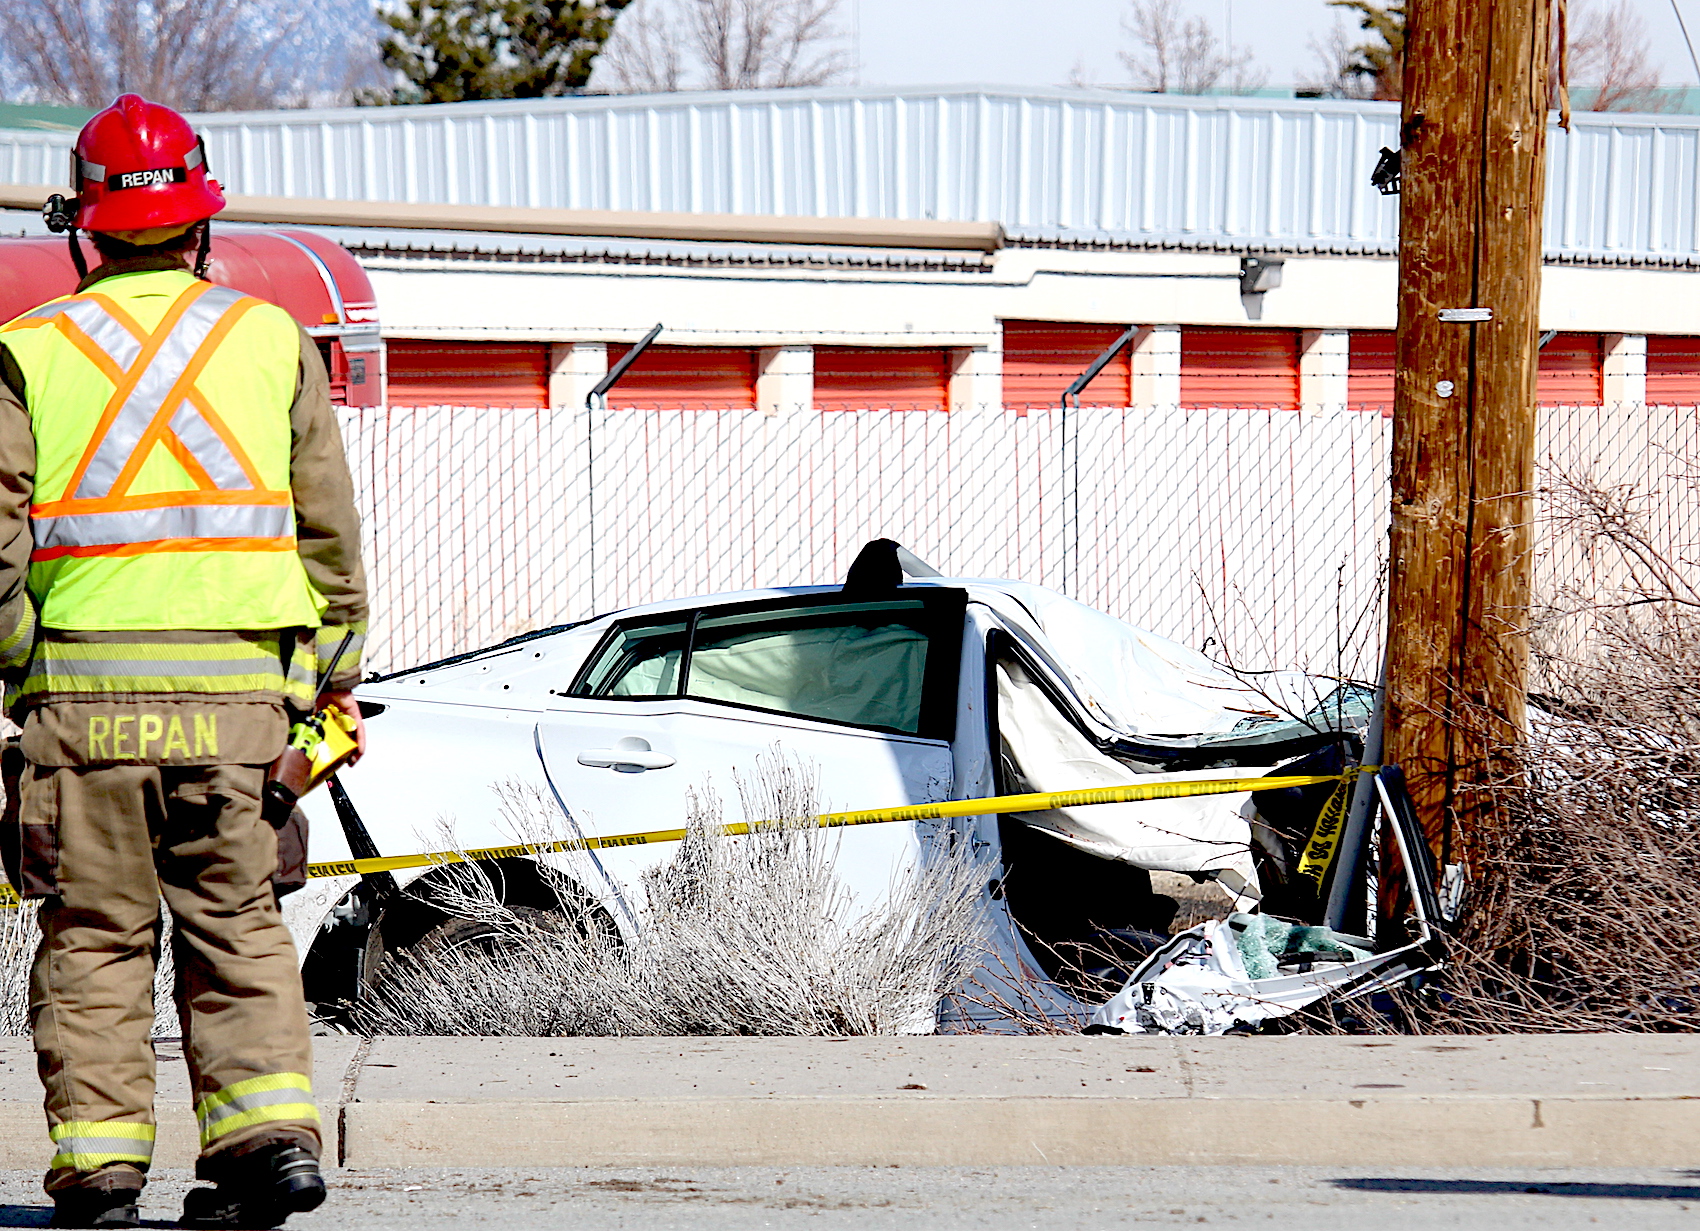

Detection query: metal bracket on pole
(586, 322), (664, 410)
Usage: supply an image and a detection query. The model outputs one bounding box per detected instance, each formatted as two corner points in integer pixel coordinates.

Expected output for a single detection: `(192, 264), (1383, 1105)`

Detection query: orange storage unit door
(385, 341), (549, 408)
(603, 345), (757, 409)
(814, 348), (950, 411)
(1348, 331), (1396, 413)
(1001, 321), (1131, 410)
(1538, 333), (1603, 405)
(1181, 329), (1300, 410)
(1647, 336), (1700, 405)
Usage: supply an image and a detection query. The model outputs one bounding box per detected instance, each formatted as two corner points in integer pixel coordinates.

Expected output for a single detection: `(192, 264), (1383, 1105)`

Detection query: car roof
(365, 575), (1344, 743)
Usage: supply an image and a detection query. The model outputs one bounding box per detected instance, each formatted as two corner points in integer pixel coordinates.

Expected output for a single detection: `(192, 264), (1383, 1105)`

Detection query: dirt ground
(1150, 870), (1237, 931)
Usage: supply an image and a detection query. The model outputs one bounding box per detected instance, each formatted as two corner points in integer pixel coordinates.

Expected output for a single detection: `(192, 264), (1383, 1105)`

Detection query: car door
(533, 589), (967, 917)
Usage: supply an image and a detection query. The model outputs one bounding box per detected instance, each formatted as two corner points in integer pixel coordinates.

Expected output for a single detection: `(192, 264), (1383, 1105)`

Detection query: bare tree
(1325, 0), (1403, 100)
(1119, 0), (1267, 96)
(594, 0), (685, 92)
(592, 0), (848, 93)
(1065, 58), (1100, 89)
(0, 0), (378, 111)
(1565, 0), (1666, 113)
(1392, 467), (1700, 1034)
(1297, 20), (1379, 100)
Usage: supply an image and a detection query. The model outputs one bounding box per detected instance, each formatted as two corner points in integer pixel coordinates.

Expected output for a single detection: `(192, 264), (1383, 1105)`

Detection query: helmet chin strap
(67, 231), (88, 280)
(193, 221), (211, 279)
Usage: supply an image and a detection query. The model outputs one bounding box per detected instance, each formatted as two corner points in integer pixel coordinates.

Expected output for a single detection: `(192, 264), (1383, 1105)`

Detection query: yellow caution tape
(1295, 776), (1354, 887)
(300, 771), (1362, 881)
(0, 768), (1372, 907)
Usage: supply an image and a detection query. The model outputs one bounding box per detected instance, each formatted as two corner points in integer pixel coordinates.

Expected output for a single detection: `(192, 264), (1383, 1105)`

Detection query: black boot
(49, 1187), (140, 1229)
(179, 1143), (325, 1229)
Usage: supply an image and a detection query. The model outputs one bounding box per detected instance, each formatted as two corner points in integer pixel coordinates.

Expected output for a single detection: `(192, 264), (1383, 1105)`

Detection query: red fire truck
(0, 229), (381, 407)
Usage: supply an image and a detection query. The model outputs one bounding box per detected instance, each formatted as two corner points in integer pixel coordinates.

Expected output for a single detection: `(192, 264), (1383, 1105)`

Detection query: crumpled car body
(1086, 767), (1448, 1035)
(286, 565), (1440, 1033)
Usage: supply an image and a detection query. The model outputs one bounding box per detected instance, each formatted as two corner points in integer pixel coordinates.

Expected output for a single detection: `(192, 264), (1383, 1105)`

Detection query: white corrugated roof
(2, 86), (1697, 266)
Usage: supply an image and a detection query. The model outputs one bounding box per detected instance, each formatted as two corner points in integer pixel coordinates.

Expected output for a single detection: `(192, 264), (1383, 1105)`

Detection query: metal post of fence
(1060, 326), (1139, 597)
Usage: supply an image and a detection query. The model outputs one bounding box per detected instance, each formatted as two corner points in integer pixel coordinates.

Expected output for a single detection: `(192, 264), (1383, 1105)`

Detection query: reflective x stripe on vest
(49, 1119), (155, 1172)
(195, 1072), (319, 1149)
(20, 283), (293, 560)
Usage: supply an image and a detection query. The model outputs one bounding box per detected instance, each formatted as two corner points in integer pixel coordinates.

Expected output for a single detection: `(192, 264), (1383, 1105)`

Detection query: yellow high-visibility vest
(0, 269), (324, 630)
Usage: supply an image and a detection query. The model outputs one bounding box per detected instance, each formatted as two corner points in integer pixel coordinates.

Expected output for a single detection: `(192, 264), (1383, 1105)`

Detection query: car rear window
(568, 593), (964, 738)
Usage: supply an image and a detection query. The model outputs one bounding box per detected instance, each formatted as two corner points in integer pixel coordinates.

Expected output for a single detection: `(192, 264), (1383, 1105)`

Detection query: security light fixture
(1372, 147), (1402, 196)
(1239, 256), (1283, 297)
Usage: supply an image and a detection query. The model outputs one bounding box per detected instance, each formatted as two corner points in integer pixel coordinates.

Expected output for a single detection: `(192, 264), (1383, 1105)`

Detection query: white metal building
(1, 88), (1694, 675)
(4, 86), (1700, 416)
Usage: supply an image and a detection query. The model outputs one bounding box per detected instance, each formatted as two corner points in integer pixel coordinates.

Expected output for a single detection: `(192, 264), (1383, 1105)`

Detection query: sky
(849, 0), (1700, 90)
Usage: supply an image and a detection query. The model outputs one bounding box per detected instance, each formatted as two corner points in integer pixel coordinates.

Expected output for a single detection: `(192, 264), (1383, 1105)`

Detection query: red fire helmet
(70, 94), (226, 233)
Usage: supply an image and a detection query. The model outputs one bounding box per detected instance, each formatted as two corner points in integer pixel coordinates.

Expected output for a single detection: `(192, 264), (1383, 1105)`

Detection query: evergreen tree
(1327, 0), (1405, 100)
(376, 0), (634, 102)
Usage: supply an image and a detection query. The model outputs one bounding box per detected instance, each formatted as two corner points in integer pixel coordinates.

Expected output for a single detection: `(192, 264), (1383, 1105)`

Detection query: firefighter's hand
(318, 689), (368, 765)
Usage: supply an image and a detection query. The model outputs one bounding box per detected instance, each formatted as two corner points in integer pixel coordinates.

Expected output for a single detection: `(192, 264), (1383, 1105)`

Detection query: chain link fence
(1534, 402), (1700, 668)
(339, 402), (1700, 683)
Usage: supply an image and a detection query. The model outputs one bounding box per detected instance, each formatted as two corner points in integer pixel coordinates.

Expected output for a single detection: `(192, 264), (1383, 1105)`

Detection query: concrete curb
(0, 1037), (358, 1169)
(340, 1094), (1700, 1168)
(326, 1035), (1700, 1169)
(0, 1034), (1694, 1170)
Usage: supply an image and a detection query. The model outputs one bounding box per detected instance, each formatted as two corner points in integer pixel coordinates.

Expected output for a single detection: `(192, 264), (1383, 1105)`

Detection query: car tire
(363, 896), (618, 998)
(404, 906), (568, 963)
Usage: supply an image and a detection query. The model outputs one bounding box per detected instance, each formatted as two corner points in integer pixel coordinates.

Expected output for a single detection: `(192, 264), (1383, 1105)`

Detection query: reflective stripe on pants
(196, 1072), (319, 1150)
(29, 762), (320, 1190)
(48, 1120), (155, 1172)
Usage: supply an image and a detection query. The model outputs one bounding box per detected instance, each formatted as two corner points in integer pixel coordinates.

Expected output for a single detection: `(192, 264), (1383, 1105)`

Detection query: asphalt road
(0, 1165), (1694, 1229)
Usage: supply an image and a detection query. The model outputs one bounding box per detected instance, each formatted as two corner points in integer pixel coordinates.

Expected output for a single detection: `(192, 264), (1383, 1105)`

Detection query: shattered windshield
(1217, 682), (1377, 741)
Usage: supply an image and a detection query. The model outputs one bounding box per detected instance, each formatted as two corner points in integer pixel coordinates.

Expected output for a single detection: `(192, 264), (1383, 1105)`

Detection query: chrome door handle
(577, 737), (676, 772)
(578, 750), (675, 771)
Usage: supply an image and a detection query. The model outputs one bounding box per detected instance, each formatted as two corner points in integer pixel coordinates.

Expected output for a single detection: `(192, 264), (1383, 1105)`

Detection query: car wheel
(363, 895), (619, 998)
(403, 905), (569, 964)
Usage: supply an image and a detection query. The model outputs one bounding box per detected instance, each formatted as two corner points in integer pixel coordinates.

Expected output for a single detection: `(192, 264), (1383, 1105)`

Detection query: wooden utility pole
(1384, 0), (1554, 872)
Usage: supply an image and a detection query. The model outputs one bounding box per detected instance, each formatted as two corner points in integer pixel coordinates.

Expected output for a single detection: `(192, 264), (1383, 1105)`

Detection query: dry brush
(1412, 466), (1700, 1032)
(352, 754), (992, 1036)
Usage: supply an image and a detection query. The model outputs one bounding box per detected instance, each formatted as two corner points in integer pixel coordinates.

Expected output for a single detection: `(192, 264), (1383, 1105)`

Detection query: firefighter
(0, 94), (368, 1229)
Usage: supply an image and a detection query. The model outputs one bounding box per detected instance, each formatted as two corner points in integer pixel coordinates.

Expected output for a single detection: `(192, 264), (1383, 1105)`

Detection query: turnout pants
(22, 762), (319, 1193)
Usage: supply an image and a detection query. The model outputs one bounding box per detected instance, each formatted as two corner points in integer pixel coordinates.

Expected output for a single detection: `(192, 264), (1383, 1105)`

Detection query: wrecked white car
(286, 540), (1443, 1033)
